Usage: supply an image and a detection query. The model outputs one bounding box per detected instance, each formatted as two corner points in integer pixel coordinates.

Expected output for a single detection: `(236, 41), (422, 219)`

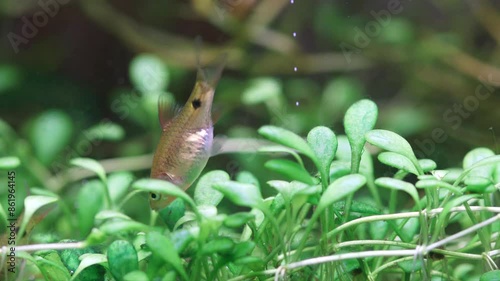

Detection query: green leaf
(318, 174), (366, 212)
(83, 121), (125, 142)
(241, 78), (282, 105)
(77, 180), (105, 237)
(132, 178), (195, 208)
(418, 159), (437, 172)
(146, 232), (188, 281)
(34, 250), (72, 280)
(236, 171), (260, 187)
(70, 158), (107, 183)
(224, 212), (255, 228)
(99, 220), (153, 235)
(124, 271), (149, 281)
(194, 170), (228, 206)
(129, 54), (169, 93)
(70, 254), (107, 281)
(464, 176), (492, 193)
(0, 156), (20, 169)
(415, 179), (463, 194)
(343, 99), (378, 173)
(375, 178), (421, 209)
(258, 145), (304, 167)
(378, 152), (419, 175)
(201, 237), (235, 255)
(232, 241), (256, 259)
(18, 195), (58, 242)
(332, 200), (380, 215)
(480, 270), (500, 281)
(159, 198), (185, 230)
(213, 181), (263, 208)
(107, 240), (139, 281)
(258, 125), (317, 162)
(30, 110), (73, 165)
(108, 172), (134, 204)
(307, 126), (338, 178)
(366, 129), (422, 174)
(264, 159), (315, 185)
(463, 148), (495, 178)
(455, 155), (500, 185)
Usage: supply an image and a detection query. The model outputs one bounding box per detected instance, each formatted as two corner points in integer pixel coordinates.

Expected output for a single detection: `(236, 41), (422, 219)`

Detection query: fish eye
(192, 99), (201, 109)
(150, 192), (160, 201)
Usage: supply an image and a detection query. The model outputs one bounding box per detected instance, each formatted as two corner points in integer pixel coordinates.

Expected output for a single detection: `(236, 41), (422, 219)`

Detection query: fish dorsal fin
(158, 94), (182, 131)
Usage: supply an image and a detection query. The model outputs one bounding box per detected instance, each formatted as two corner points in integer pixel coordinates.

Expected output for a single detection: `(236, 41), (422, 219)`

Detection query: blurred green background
(1, 0), (499, 224)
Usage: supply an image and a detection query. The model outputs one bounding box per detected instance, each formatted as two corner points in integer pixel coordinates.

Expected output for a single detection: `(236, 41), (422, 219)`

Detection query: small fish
(149, 52), (226, 210)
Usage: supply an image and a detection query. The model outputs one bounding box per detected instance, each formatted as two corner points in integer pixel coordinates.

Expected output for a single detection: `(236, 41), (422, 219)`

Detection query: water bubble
(291, 0), (294, 3)
(293, 32), (297, 37)
(293, 67), (298, 72)
(295, 101), (300, 106)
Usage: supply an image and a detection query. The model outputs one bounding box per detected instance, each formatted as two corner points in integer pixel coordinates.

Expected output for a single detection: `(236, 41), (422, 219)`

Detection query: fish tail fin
(194, 36), (227, 88)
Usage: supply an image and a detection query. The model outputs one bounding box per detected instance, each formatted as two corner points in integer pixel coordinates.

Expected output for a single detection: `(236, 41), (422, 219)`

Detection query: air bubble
(293, 67), (298, 72)
(293, 32), (297, 37)
(295, 101), (300, 106)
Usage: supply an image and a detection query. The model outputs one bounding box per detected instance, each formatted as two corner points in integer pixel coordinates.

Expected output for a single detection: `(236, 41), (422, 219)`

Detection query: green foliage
(1, 96), (499, 281)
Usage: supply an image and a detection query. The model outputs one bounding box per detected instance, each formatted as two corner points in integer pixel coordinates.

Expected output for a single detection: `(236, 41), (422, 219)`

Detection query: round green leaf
(30, 110), (73, 165)
(213, 181), (263, 208)
(0, 156), (20, 169)
(146, 232), (188, 281)
(129, 54), (169, 93)
(366, 129), (422, 174)
(307, 126), (338, 176)
(318, 174), (366, 212)
(107, 240), (139, 281)
(463, 147), (495, 178)
(343, 99), (378, 173)
(194, 170), (228, 206)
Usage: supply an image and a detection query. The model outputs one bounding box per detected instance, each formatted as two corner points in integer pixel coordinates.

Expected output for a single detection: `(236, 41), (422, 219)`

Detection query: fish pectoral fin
(210, 136), (276, 156)
(158, 94), (182, 131)
(211, 104), (224, 124)
(158, 172), (184, 187)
